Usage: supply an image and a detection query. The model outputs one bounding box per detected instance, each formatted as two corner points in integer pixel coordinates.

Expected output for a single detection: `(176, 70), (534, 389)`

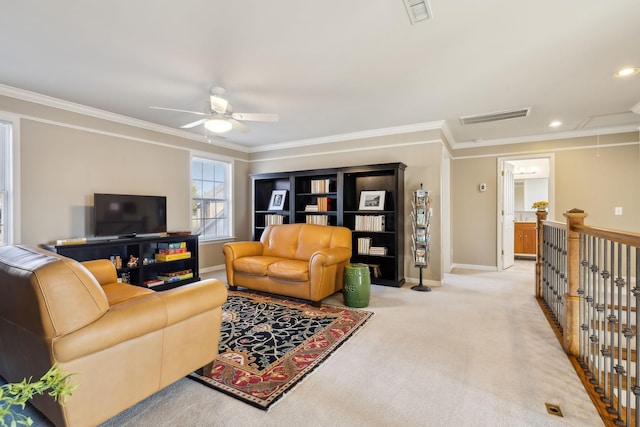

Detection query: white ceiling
(1, 1), (639, 150)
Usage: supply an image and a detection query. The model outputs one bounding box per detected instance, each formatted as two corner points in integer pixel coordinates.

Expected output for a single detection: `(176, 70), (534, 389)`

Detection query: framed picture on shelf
(268, 190), (287, 210)
(359, 190), (386, 210)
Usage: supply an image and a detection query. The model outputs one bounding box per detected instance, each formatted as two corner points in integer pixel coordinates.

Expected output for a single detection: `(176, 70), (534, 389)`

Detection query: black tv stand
(46, 234), (200, 291)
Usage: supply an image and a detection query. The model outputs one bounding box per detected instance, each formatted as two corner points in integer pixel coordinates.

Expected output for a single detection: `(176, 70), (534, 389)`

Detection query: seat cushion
(234, 256), (284, 275)
(267, 259), (309, 282)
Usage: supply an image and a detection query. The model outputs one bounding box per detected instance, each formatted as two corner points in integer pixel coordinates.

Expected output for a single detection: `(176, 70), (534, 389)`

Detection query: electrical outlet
(615, 207), (623, 215)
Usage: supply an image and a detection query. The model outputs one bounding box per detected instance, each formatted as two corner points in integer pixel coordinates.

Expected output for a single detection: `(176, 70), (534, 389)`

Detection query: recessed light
(549, 121), (562, 128)
(612, 67), (640, 78)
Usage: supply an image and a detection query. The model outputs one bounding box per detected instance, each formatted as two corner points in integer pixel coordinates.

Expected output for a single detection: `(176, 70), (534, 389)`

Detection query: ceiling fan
(150, 86), (279, 133)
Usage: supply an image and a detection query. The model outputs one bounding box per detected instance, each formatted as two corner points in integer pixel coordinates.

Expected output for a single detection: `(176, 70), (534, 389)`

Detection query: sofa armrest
(82, 259), (118, 286)
(53, 279), (228, 362)
(309, 247), (352, 268)
(53, 293), (166, 362)
(223, 241), (264, 286)
(223, 241), (264, 260)
(156, 279), (228, 326)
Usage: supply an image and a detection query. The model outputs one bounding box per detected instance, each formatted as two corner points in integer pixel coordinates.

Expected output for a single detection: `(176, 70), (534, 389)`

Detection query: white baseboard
(450, 263), (498, 271)
(403, 277), (442, 287)
(200, 264), (226, 275)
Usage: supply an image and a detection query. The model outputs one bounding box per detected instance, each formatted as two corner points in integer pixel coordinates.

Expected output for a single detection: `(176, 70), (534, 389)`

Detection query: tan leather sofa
(0, 245), (228, 427)
(223, 223), (352, 305)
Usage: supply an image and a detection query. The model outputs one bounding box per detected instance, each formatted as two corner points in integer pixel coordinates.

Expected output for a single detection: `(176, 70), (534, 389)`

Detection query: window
(191, 157), (231, 240)
(0, 121), (12, 245)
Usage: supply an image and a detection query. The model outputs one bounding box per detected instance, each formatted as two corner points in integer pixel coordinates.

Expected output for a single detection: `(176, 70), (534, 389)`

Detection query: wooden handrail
(572, 223), (640, 248)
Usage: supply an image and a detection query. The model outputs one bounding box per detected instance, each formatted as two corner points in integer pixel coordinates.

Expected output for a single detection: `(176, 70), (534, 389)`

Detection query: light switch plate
(615, 207), (623, 215)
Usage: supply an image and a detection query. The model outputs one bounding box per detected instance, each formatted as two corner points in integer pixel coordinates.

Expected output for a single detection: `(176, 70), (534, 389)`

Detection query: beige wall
(450, 132), (640, 268)
(450, 156), (498, 267)
(4, 89), (638, 277)
(1, 93), (249, 271)
(248, 130), (445, 285)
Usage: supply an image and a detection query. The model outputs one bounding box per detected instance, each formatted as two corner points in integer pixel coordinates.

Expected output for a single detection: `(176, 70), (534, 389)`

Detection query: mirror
(514, 178), (548, 211)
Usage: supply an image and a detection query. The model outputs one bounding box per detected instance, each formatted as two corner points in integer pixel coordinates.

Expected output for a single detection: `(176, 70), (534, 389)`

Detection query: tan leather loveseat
(0, 245), (228, 427)
(223, 223), (352, 305)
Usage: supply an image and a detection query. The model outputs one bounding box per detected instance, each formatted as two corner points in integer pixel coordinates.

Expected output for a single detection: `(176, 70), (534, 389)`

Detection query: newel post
(535, 210), (548, 298)
(563, 209), (588, 356)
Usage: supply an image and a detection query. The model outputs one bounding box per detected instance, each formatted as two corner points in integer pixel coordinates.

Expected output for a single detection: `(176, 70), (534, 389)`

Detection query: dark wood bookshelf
(251, 163), (405, 287)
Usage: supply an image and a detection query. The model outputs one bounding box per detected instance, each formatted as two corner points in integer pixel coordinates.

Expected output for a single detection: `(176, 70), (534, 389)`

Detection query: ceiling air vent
(459, 108), (531, 125)
(403, 0), (432, 24)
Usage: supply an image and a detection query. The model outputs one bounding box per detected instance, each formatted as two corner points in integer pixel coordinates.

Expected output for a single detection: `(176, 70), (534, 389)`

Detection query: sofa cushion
(267, 259), (309, 282)
(261, 224), (300, 259)
(294, 224), (333, 260)
(234, 256), (284, 275)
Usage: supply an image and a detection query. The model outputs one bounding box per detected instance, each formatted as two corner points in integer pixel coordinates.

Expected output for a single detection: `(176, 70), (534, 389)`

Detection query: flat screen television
(94, 193), (167, 238)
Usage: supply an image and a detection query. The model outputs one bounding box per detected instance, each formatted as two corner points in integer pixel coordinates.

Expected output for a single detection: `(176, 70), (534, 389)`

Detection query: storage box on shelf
(47, 234), (200, 291)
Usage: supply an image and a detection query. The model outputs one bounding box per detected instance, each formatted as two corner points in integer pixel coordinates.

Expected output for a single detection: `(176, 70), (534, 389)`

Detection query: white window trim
(190, 151), (233, 242)
(0, 113), (21, 244)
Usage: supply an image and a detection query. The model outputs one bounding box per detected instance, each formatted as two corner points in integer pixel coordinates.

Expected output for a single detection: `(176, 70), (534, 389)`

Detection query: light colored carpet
(96, 261), (603, 427)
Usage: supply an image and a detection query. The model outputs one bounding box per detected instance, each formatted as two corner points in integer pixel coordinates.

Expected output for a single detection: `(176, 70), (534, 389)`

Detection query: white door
(502, 162), (515, 269)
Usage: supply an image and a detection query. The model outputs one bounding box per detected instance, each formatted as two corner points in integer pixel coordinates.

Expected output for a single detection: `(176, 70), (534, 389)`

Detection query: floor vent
(545, 403), (563, 417)
(459, 108), (531, 125)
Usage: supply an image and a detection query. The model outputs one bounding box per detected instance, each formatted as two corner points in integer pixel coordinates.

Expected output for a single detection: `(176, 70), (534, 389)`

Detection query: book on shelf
(305, 215), (328, 225)
(265, 214), (284, 226)
(157, 269), (193, 283)
(157, 241), (187, 255)
(56, 237), (87, 245)
(368, 246), (387, 256)
(311, 178), (331, 194)
(357, 237), (372, 255)
(316, 196), (330, 212)
(414, 247), (428, 266)
(414, 189), (429, 206)
(155, 252), (191, 262)
(415, 207), (427, 226)
(304, 204), (319, 212)
(143, 279), (165, 288)
(354, 215), (385, 232)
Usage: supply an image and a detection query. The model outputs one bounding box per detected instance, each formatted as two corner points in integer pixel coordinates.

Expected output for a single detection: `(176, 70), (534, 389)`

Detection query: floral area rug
(188, 291), (373, 410)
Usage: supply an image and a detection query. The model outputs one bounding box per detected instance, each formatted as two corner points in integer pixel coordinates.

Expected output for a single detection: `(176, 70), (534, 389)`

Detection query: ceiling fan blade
(231, 112), (279, 122)
(210, 96), (229, 114)
(181, 119), (208, 129)
(228, 118), (250, 133)
(150, 106), (210, 116)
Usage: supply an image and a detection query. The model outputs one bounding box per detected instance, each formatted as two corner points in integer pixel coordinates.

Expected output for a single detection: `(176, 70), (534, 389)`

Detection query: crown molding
(450, 124), (640, 150)
(250, 121), (446, 153)
(0, 84), (250, 153)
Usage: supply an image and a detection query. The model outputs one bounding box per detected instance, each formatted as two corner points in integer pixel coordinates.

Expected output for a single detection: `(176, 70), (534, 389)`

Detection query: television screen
(94, 193), (167, 237)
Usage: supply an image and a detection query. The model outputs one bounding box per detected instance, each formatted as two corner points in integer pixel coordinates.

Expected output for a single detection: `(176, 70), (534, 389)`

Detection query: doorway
(497, 154), (554, 270)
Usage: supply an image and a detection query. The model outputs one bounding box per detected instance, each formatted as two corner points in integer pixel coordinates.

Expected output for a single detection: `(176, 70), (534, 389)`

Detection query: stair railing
(538, 209), (640, 426)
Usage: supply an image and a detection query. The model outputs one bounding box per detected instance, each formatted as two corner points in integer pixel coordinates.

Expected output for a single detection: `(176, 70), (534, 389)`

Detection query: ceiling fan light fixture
(205, 118), (233, 133)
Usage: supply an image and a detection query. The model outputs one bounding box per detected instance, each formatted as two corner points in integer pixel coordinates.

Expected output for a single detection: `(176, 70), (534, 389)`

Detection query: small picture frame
(268, 190), (287, 210)
(359, 190), (386, 210)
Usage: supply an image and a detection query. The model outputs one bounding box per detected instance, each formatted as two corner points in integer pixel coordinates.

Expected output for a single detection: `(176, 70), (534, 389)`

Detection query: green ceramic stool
(343, 263), (371, 308)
